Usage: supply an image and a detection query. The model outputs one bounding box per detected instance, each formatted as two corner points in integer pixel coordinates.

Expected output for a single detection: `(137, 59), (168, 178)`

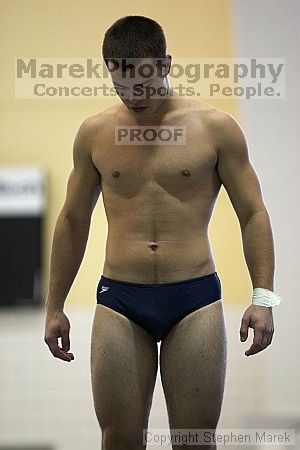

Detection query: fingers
(44, 312), (75, 362)
(240, 314), (251, 342)
(245, 325), (273, 356)
(261, 326), (274, 349)
(245, 327), (263, 356)
(44, 335), (74, 362)
(61, 329), (70, 352)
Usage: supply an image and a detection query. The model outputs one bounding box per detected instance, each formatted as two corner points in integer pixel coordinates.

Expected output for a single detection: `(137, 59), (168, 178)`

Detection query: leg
(90, 304), (158, 450)
(159, 299), (227, 450)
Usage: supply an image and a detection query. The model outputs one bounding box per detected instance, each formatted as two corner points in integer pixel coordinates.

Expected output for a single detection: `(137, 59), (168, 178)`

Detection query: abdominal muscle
(102, 218), (216, 283)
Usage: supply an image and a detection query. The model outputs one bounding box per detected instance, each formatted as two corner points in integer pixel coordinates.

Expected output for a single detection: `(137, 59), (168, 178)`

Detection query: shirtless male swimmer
(44, 15), (281, 450)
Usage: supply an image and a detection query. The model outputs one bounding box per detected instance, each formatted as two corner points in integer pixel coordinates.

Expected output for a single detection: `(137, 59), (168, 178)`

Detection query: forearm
(241, 209), (275, 291)
(45, 213), (90, 312)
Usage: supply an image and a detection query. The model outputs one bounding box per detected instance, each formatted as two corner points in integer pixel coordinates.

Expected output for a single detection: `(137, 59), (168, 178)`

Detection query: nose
(128, 86), (145, 105)
(128, 93), (140, 105)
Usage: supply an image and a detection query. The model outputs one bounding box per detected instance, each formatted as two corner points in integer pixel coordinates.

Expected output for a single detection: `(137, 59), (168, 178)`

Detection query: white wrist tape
(252, 287), (282, 307)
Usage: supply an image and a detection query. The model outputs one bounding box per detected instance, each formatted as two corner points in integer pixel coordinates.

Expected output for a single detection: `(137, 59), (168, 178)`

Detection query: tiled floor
(0, 305), (298, 450)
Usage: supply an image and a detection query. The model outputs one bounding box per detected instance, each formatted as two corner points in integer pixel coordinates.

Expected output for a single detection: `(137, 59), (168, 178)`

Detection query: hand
(239, 304), (274, 356)
(44, 309), (75, 362)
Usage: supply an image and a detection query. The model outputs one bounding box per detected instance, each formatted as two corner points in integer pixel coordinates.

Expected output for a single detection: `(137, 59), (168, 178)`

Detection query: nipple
(112, 170), (120, 178)
(148, 242), (158, 251)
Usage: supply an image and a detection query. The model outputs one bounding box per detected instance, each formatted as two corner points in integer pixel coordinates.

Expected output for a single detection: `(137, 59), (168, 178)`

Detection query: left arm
(212, 110), (276, 356)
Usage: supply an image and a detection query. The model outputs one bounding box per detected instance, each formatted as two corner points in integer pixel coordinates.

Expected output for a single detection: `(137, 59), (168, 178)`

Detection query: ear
(160, 54), (172, 77)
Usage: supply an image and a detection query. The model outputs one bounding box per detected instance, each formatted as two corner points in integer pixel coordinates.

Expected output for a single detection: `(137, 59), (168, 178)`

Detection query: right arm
(44, 117), (101, 361)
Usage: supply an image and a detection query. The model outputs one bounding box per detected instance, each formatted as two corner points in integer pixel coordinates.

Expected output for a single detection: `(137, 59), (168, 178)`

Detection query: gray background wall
(232, 0), (300, 411)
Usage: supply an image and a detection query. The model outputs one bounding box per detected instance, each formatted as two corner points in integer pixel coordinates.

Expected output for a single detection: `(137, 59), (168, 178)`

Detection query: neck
(133, 84), (175, 124)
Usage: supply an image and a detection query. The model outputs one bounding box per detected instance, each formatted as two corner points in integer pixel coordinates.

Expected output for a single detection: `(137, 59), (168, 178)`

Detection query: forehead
(108, 57), (163, 86)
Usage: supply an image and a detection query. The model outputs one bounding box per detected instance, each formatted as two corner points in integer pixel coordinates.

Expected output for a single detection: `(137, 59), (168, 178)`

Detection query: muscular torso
(91, 98), (222, 283)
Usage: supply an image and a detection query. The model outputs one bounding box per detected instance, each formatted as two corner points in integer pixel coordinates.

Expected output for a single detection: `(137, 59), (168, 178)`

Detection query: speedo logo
(99, 286), (110, 294)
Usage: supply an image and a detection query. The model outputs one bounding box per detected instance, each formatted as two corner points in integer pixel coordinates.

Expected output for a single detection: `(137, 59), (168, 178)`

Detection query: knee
(101, 425), (146, 450)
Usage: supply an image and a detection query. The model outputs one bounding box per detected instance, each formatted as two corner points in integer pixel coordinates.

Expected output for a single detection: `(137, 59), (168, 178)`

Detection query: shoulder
(180, 98), (245, 143)
(176, 101), (247, 157)
(74, 104), (119, 147)
(180, 98), (240, 131)
(78, 104), (119, 134)
(181, 101), (249, 159)
(185, 100), (239, 129)
(201, 106), (247, 149)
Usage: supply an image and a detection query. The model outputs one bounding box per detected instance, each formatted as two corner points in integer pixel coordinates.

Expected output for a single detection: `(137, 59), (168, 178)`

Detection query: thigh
(90, 304), (158, 431)
(159, 299), (227, 430)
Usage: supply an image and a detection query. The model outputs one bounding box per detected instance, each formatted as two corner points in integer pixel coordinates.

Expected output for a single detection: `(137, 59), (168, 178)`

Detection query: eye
(140, 83), (151, 89)
(114, 86), (127, 93)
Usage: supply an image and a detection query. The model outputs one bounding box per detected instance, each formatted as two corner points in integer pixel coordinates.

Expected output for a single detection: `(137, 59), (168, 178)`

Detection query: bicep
(61, 120), (101, 222)
(216, 113), (266, 228)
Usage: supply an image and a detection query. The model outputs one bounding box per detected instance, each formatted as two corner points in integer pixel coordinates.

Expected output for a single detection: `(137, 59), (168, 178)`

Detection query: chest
(92, 119), (218, 197)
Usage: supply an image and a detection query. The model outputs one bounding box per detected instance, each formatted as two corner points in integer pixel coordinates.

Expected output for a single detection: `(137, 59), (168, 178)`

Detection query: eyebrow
(113, 78), (154, 88)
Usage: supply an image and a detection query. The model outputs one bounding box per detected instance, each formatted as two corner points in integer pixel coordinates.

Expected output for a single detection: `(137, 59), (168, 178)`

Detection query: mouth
(129, 106), (148, 113)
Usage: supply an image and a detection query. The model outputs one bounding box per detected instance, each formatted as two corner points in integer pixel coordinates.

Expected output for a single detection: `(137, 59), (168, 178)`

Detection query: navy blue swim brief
(96, 271), (222, 342)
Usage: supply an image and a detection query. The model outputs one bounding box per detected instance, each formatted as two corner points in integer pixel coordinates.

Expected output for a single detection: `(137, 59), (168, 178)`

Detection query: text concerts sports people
(44, 15), (281, 450)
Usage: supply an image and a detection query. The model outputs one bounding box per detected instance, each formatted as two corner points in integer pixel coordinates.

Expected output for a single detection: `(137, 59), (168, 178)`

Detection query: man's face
(108, 56), (171, 116)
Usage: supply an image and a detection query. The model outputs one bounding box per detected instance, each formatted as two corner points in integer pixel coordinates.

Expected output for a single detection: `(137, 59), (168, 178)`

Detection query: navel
(148, 242), (158, 251)
(181, 169), (191, 177)
(112, 170), (120, 178)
